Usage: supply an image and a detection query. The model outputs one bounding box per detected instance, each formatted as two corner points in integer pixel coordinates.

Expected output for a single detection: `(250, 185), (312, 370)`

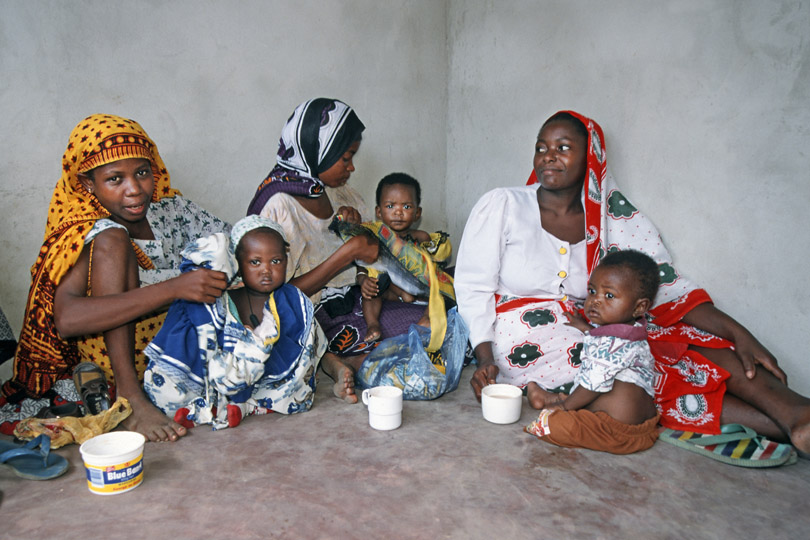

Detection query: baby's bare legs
(417, 306), (430, 328)
(527, 381), (657, 425)
(584, 382), (658, 425)
(321, 352), (367, 404)
(385, 284), (416, 304)
(526, 382), (563, 410)
(361, 296), (383, 342)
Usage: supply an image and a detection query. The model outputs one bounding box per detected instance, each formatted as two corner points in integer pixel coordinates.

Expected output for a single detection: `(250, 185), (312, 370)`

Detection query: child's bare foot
(121, 396), (188, 442)
(526, 382), (564, 410)
(321, 353), (358, 404)
(364, 323), (382, 343)
(417, 308), (430, 328)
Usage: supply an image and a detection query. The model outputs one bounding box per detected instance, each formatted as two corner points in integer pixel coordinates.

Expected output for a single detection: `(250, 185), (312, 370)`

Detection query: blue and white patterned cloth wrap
(143, 229), (325, 429)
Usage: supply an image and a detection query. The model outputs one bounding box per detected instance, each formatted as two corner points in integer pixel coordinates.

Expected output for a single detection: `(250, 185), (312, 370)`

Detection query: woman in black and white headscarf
(247, 98), (430, 403)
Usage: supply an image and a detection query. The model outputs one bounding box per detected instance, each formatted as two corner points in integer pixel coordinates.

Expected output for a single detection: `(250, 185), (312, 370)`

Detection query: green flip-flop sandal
(658, 423), (797, 468)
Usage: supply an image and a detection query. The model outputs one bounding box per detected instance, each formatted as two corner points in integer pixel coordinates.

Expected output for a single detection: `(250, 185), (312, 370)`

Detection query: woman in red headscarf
(455, 111), (810, 455)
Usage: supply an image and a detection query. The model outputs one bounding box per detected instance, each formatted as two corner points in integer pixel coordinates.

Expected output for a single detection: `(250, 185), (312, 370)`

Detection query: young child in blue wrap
(143, 216), (326, 430)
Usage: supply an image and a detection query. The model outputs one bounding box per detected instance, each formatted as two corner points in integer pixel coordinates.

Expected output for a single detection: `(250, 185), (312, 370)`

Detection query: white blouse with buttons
(455, 186), (588, 348)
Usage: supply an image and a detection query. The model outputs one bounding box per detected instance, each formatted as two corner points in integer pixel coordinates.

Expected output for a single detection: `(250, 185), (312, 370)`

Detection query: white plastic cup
(362, 386), (403, 431)
(481, 383), (523, 424)
(79, 431), (146, 495)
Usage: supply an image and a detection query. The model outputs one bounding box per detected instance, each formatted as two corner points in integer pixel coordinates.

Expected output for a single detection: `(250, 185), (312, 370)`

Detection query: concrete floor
(1, 366), (809, 539)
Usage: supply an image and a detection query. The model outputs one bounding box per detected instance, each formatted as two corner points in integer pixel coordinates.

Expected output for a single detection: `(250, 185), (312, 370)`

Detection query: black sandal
(35, 401), (82, 419)
(72, 362), (111, 416)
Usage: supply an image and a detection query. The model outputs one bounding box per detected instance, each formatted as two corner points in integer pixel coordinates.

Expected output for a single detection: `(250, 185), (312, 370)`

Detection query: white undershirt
(259, 184), (370, 304)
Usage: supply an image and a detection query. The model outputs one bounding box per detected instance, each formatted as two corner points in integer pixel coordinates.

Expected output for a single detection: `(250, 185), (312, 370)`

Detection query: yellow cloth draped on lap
(357, 221), (454, 356)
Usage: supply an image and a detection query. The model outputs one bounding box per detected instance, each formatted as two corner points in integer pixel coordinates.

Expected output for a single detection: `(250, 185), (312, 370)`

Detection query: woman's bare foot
(788, 409), (810, 457)
(121, 396), (188, 442)
(321, 352), (358, 404)
(526, 382), (565, 410)
(364, 323), (382, 343)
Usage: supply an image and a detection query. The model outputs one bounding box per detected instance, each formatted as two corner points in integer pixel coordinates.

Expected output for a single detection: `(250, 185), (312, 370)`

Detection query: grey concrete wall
(3, 0), (809, 395)
(447, 0), (810, 394)
(0, 0), (448, 332)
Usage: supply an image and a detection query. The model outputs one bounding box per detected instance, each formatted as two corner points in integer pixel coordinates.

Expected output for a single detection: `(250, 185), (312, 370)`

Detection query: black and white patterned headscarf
(247, 98), (365, 215)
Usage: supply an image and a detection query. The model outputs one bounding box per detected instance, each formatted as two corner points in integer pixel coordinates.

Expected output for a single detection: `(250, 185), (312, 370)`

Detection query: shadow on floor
(2, 366), (808, 539)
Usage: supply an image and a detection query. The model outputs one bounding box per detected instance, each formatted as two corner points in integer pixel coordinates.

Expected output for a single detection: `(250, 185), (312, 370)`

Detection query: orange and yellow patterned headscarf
(2, 114), (179, 398)
(45, 114), (179, 281)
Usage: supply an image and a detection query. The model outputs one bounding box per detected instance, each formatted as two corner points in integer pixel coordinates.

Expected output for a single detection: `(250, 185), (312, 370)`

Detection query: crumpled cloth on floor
(13, 397), (132, 449)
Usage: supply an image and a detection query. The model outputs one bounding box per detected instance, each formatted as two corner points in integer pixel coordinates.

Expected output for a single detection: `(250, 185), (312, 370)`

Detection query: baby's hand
(360, 276), (379, 299)
(563, 311), (592, 334)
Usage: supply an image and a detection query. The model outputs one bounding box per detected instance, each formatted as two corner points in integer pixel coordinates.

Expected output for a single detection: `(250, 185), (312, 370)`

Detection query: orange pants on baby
(525, 409), (660, 455)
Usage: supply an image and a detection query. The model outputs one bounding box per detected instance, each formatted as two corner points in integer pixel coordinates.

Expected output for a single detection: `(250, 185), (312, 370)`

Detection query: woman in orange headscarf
(0, 114), (230, 442)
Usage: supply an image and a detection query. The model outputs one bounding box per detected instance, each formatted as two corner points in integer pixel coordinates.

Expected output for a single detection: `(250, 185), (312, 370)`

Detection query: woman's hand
(172, 269), (228, 304)
(54, 229), (226, 338)
(731, 330), (787, 384)
(470, 342), (499, 401)
(682, 302), (787, 383)
(336, 205), (362, 224)
(347, 234), (379, 264)
(290, 235), (378, 297)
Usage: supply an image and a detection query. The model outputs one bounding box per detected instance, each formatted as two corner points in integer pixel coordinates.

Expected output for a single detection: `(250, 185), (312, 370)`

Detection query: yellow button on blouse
(559, 247), (567, 255)
(558, 270), (567, 278)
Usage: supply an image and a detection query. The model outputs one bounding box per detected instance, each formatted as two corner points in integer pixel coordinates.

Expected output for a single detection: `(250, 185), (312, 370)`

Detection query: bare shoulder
(88, 226), (134, 256)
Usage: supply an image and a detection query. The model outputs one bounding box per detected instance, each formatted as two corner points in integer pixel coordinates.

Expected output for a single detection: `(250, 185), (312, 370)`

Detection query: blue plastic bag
(356, 307), (468, 400)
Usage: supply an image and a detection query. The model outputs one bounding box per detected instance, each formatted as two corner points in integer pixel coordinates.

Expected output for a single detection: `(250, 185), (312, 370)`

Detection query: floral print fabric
(86, 196), (231, 285)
